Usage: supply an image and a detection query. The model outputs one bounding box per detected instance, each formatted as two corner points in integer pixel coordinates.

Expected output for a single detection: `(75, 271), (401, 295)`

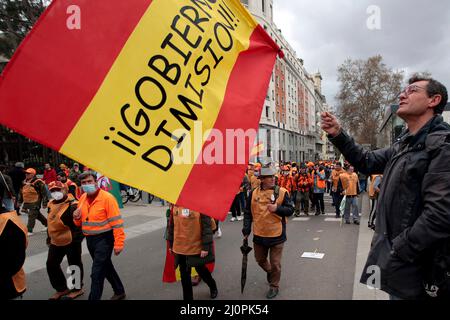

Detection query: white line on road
(24, 217), (167, 274)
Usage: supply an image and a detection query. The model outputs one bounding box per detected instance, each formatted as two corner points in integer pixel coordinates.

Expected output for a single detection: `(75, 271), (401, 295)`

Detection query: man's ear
(429, 94), (442, 108)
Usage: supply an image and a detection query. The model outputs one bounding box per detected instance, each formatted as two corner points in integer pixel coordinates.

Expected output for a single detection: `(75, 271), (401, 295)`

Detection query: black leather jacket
(329, 115), (450, 299)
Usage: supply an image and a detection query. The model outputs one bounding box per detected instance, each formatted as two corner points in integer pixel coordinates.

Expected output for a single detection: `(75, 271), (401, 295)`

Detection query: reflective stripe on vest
(0, 211), (27, 294)
(251, 187), (287, 237)
(48, 195), (77, 246)
(172, 207), (202, 255)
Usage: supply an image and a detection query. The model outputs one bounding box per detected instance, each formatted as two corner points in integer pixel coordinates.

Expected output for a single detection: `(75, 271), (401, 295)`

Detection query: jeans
(344, 196), (360, 222)
(86, 231), (125, 300)
(238, 192), (246, 212)
(2, 198), (14, 211)
(313, 193), (325, 213)
(332, 192), (344, 217)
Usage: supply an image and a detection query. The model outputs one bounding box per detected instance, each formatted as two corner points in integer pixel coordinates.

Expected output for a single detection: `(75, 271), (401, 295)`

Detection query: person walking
(18, 168), (48, 236)
(46, 181), (84, 300)
(341, 166), (360, 225)
(0, 183), (28, 300)
(312, 165), (327, 215)
(295, 166), (312, 216)
(368, 174), (382, 230)
(73, 171), (126, 300)
(331, 162), (345, 218)
(242, 162), (294, 299)
(167, 205), (218, 300)
(321, 75), (450, 299)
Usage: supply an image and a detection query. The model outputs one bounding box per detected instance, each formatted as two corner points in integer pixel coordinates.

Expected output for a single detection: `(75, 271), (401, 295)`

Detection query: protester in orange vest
(46, 181), (84, 300)
(0, 183), (27, 299)
(331, 162), (346, 218)
(167, 205), (218, 300)
(57, 171), (79, 200)
(312, 165), (327, 215)
(242, 162), (294, 299)
(247, 163), (261, 191)
(278, 166), (294, 194)
(73, 171), (126, 300)
(295, 166), (313, 216)
(368, 174), (382, 230)
(18, 168), (48, 236)
(341, 166), (361, 225)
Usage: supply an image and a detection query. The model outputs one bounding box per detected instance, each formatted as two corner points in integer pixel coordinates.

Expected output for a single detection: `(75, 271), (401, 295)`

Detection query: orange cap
(25, 168), (36, 175)
(48, 181), (66, 191)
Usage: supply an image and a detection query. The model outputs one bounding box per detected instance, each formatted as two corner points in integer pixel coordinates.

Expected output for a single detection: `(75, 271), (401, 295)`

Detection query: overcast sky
(272, 0), (450, 108)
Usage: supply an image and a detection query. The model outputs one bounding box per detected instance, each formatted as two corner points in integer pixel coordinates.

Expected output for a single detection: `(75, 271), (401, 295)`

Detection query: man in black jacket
(321, 75), (450, 299)
(242, 163), (294, 299)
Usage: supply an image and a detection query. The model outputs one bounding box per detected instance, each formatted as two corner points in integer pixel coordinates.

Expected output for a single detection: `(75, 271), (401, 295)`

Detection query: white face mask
(51, 191), (64, 201)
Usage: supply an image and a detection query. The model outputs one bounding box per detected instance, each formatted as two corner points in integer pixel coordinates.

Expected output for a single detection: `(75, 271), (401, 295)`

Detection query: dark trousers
(178, 255), (217, 300)
(86, 231), (125, 300)
(254, 243), (284, 289)
(368, 198), (377, 226)
(230, 194), (241, 218)
(332, 192), (344, 216)
(238, 192), (246, 211)
(313, 193), (325, 213)
(26, 207), (47, 232)
(46, 242), (84, 292)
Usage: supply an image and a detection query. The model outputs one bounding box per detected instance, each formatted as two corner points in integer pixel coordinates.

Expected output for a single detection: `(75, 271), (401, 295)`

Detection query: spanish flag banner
(0, 0), (281, 220)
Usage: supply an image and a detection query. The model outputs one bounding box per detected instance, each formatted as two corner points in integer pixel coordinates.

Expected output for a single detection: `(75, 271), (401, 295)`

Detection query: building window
(262, 0), (265, 13)
(266, 106), (270, 118)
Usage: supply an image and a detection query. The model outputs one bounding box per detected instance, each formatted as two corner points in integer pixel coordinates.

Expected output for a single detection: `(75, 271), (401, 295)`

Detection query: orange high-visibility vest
(342, 173), (359, 196)
(48, 194), (77, 246)
(75, 189), (125, 249)
(0, 211), (27, 295)
(22, 179), (44, 203)
(312, 170), (326, 189)
(251, 187), (287, 237)
(172, 207), (202, 255)
(331, 169), (345, 189)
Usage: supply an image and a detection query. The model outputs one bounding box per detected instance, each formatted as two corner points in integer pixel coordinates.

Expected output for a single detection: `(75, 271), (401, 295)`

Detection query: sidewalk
(352, 193), (388, 300)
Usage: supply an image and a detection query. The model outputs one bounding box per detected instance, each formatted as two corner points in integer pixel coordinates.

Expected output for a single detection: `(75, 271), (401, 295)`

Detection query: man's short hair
(57, 171), (67, 178)
(78, 171), (97, 182)
(409, 74), (448, 114)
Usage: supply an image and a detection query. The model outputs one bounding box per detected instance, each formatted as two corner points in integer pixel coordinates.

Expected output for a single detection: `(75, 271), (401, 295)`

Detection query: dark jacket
(8, 167), (25, 195)
(242, 187), (294, 247)
(329, 115), (450, 299)
(0, 209), (27, 299)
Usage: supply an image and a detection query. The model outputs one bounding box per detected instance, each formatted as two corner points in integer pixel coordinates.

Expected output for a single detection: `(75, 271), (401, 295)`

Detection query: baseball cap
(25, 168), (36, 175)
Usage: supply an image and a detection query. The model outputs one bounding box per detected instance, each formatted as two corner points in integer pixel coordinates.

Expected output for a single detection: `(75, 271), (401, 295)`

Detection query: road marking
(324, 218), (342, 222)
(24, 217), (167, 274)
(292, 217), (310, 221)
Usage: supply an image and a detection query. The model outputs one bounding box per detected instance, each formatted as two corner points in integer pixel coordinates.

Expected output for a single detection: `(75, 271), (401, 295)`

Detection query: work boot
(353, 220), (360, 225)
(315, 211), (320, 216)
(266, 287), (279, 299)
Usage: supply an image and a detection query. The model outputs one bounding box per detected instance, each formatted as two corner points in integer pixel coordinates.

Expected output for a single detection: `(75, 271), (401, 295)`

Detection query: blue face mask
(82, 184), (97, 194)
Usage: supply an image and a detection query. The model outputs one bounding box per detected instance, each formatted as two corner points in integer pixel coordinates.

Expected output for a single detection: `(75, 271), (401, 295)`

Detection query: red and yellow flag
(0, 0), (281, 220)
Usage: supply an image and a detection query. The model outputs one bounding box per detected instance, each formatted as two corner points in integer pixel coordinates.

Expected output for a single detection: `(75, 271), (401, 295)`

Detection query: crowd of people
(0, 162), (126, 301)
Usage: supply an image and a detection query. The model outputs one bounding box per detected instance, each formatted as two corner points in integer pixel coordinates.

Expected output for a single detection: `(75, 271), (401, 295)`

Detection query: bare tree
(0, 0), (49, 71)
(336, 55), (403, 147)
